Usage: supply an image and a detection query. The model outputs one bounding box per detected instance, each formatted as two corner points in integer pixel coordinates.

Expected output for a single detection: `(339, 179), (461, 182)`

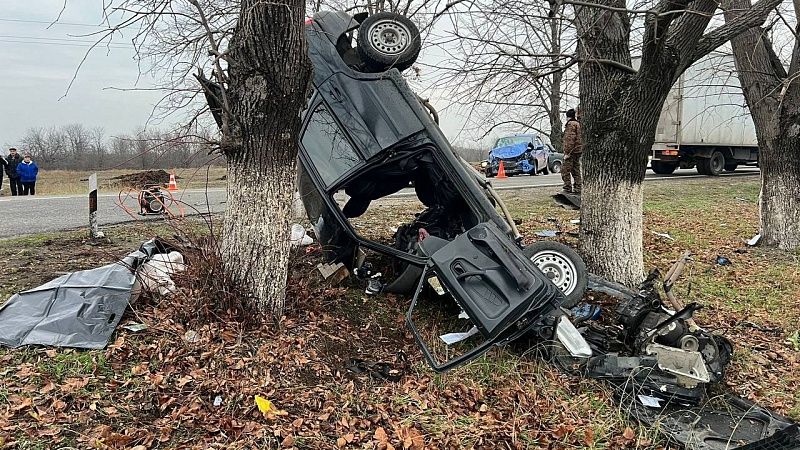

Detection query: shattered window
(302, 104), (362, 186)
(493, 135), (533, 148)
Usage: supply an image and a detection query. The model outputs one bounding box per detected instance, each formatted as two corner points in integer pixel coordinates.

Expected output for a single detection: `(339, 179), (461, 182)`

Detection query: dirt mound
(109, 170), (173, 188)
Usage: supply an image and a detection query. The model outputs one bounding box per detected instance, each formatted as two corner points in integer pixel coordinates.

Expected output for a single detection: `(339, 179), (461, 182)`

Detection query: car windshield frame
(300, 100), (366, 188)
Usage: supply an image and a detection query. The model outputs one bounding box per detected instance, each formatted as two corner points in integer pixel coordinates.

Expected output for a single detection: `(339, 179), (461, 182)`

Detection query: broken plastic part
(646, 343), (710, 388)
(556, 316), (592, 358)
(427, 276), (445, 295)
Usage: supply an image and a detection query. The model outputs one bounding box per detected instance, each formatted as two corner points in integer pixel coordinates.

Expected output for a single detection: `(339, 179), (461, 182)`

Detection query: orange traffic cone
(168, 172), (178, 191)
(496, 161), (508, 179)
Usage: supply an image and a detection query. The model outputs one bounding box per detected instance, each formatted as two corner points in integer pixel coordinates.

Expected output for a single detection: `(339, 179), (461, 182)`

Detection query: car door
(532, 136), (548, 171)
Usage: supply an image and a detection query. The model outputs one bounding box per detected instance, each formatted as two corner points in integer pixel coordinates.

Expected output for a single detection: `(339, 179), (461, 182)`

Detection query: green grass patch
(38, 351), (110, 383)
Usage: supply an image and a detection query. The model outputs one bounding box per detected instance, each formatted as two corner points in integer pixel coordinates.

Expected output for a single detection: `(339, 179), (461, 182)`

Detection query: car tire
(724, 162), (738, 173)
(522, 241), (587, 308)
(551, 160), (562, 174)
(357, 13), (421, 73)
(651, 160), (678, 175)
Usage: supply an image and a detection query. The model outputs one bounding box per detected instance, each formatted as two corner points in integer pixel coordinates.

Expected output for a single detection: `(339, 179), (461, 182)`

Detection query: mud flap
(405, 222), (566, 372)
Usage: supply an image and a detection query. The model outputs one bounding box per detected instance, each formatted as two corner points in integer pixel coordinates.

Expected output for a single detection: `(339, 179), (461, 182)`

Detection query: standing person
(16, 153), (39, 196)
(6, 148), (23, 196)
(0, 150), (6, 193)
(561, 108), (584, 194)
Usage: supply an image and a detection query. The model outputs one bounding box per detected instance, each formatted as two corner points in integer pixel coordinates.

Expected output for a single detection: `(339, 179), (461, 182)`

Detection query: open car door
(407, 222), (585, 372)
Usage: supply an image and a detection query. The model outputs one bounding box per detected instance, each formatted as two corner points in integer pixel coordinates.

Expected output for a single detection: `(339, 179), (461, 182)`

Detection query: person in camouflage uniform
(561, 108), (583, 194)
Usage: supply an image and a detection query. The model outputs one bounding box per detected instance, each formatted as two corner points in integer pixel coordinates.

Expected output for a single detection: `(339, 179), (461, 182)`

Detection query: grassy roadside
(0, 177), (798, 449)
(0, 167), (228, 197)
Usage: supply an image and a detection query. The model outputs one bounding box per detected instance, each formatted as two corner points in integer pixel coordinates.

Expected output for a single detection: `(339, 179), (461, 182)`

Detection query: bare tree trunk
(222, 0), (311, 315)
(725, 0), (800, 251)
(548, 8), (564, 152)
(576, 0), (657, 286)
(573, 0), (778, 286)
(760, 137), (800, 249)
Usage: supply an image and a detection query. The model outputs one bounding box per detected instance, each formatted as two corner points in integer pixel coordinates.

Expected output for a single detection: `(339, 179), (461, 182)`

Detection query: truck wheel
(651, 160), (678, 175)
(697, 152), (725, 176)
(357, 13), (421, 73)
(523, 241), (587, 308)
(696, 159), (710, 175)
(724, 162), (738, 172)
(707, 151), (725, 176)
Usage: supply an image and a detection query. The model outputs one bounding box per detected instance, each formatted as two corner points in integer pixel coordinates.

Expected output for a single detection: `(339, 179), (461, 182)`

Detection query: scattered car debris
(570, 303), (601, 322)
(213, 395), (223, 407)
(439, 326), (479, 345)
(652, 231), (676, 241)
(716, 255), (732, 266)
(0, 240), (174, 349)
(534, 230), (559, 238)
(200, 9), (800, 449)
(316, 262), (349, 286)
(748, 233), (762, 246)
(121, 322), (148, 332)
(346, 357), (405, 382)
(552, 191), (581, 209)
(290, 223), (314, 247)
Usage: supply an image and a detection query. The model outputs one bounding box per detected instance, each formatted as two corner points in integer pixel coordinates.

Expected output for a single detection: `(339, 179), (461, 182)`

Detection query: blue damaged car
(483, 134), (550, 177)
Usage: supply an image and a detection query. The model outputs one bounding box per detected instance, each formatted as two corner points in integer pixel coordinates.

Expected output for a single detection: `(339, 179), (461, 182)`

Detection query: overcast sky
(0, 1), (176, 148)
(1, 1), (496, 152)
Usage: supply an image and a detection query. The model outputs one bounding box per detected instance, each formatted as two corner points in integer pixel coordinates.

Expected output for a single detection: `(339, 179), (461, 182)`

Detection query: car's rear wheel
(357, 13), (421, 72)
(523, 241), (587, 308)
(551, 160), (562, 173)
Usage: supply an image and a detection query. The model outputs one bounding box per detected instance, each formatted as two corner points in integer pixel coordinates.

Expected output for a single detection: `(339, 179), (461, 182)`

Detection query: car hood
(490, 142), (528, 159)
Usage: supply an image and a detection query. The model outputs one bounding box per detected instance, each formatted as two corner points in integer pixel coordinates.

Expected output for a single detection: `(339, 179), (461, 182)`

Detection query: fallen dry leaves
(0, 177), (797, 448)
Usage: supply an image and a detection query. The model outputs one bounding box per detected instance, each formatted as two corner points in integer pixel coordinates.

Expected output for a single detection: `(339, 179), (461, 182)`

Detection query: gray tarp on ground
(0, 240), (168, 349)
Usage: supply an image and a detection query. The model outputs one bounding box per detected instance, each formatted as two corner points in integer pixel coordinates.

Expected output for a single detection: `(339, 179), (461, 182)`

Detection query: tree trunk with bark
(725, 0), (800, 251)
(547, 5), (564, 153)
(573, 0), (780, 286)
(222, 0), (312, 315)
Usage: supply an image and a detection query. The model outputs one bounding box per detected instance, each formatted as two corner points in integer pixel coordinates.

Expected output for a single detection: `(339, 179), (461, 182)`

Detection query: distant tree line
(17, 124), (222, 171)
(453, 145), (488, 163)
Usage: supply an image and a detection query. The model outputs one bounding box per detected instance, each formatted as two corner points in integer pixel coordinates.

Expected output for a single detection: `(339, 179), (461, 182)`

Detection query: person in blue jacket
(16, 153), (39, 196)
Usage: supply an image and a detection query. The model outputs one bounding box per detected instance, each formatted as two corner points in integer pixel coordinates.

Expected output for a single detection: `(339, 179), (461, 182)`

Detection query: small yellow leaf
(254, 395), (273, 414)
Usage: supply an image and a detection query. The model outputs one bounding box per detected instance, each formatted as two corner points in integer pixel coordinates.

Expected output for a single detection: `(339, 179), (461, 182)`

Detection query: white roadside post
(89, 173), (105, 239)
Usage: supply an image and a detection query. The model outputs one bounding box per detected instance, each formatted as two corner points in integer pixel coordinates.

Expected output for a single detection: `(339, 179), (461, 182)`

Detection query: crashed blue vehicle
(483, 134), (550, 177)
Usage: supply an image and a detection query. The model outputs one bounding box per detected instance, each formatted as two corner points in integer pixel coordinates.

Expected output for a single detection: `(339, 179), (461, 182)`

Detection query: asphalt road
(0, 167), (760, 235)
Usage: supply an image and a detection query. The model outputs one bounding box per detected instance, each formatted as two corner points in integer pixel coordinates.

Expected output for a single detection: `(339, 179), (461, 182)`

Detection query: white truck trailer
(650, 54), (759, 175)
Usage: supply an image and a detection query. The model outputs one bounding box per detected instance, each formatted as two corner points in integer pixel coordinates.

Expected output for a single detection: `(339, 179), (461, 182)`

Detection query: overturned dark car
(200, 10), (800, 449)
(296, 10), (591, 371)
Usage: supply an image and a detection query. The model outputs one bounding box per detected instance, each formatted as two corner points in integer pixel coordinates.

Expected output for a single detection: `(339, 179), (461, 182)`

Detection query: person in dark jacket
(0, 150), (6, 193)
(16, 153), (39, 196)
(6, 148), (23, 196)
